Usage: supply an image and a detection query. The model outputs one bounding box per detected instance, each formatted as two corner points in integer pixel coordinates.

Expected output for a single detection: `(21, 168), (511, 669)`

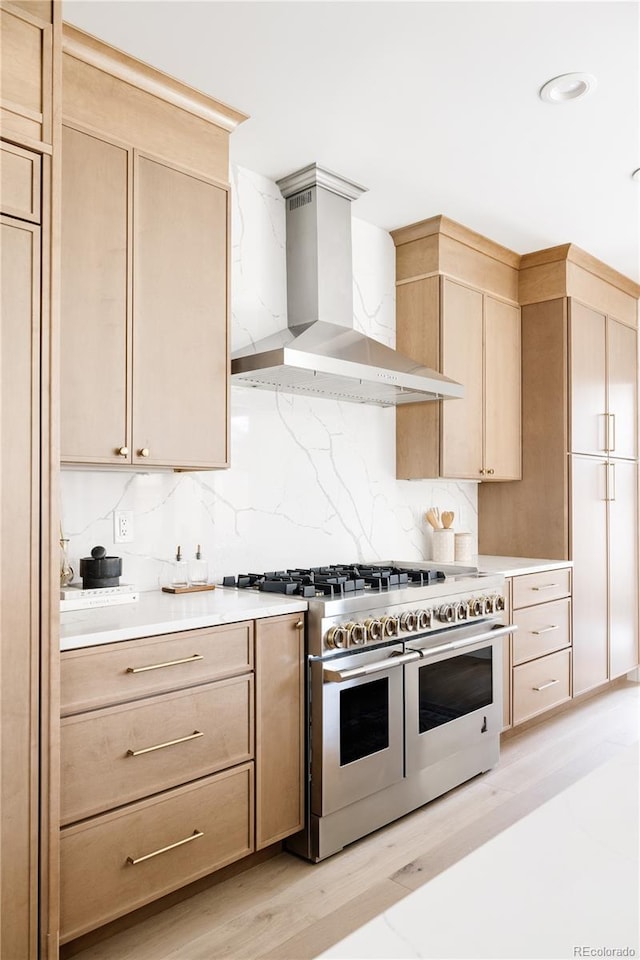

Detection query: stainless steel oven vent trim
(231, 163), (464, 405)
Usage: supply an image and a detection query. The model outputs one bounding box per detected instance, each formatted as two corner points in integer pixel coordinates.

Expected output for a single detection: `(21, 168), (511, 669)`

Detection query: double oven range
(224, 562), (512, 862)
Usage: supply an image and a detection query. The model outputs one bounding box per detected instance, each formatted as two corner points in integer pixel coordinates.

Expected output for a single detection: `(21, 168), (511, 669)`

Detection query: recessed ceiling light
(633, 168), (640, 182)
(539, 72), (597, 104)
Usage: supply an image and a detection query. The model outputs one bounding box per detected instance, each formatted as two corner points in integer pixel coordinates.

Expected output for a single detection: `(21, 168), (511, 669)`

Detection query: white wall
(60, 166), (478, 590)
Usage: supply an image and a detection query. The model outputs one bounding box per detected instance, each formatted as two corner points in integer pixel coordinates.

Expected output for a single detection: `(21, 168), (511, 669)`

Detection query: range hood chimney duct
(231, 163), (463, 406)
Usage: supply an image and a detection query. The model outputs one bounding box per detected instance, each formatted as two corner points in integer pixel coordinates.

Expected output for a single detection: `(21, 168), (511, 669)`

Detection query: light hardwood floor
(65, 680), (639, 960)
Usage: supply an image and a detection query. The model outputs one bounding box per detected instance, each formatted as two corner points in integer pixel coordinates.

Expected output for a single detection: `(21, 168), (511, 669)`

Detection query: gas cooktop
(222, 561), (479, 600)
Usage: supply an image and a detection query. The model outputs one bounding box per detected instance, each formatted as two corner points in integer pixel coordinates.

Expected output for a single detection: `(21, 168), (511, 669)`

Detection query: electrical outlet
(114, 510), (134, 543)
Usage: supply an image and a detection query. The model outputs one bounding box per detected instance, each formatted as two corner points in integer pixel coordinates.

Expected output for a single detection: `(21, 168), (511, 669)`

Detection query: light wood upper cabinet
(60, 25), (246, 470)
(484, 296), (521, 480)
(0, 1), (53, 150)
(569, 300), (638, 460)
(132, 154), (228, 468)
(440, 279), (483, 478)
(61, 125), (129, 464)
(394, 218), (521, 482)
(607, 317), (638, 460)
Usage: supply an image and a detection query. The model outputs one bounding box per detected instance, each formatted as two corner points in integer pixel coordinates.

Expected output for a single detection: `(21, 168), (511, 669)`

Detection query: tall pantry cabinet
(0, 2), (60, 958)
(479, 245), (640, 696)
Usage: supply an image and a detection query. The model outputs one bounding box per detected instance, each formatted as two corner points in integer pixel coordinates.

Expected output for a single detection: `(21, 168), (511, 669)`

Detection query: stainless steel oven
(222, 561), (514, 863)
(310, 643), (406, 816)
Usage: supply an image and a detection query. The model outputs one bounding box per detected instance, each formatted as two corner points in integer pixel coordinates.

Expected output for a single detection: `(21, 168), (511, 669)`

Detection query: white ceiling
(62, 0), (640, 282)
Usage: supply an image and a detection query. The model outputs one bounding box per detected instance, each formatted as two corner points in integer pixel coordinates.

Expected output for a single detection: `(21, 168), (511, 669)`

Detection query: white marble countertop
(477, 555), (573, 577)
(60, 588), (308, 651)
(319, 743), (639, 959)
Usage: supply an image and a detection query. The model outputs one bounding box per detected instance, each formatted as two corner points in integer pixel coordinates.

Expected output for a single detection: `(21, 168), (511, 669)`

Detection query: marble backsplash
(60, 165), (477, 591)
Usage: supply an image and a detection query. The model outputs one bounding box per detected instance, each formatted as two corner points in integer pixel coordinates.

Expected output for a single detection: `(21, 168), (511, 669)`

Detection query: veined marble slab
(478, 555), (574, 578)
(60, 588), (307, 650)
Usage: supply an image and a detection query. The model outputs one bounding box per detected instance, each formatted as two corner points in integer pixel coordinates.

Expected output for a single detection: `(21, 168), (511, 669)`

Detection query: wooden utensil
(442, 511), (455, 529)
(425, 508), (441, 529)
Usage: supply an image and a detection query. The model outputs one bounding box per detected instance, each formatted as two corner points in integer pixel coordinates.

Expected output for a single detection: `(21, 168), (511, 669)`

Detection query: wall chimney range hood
(231, 164), (463, 406)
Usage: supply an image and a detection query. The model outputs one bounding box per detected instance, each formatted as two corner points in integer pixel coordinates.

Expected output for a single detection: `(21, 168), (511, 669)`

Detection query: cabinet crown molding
(390, 214), (521, 269)
(62, 23), (248, 132)
(519, 243), (640, 300)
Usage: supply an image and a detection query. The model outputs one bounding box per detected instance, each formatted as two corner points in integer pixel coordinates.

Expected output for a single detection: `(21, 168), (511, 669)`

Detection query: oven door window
(418, 645), (493, 732)
(340, 677), (389, 765)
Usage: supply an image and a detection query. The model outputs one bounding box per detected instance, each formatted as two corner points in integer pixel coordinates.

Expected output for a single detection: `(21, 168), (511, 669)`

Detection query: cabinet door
(607, 318), (637, 460)
(255, 614), (304, 849)
(569, 300), (607, 456)
(571, 455), (608, 695)
(608, 459), (639, 678)
(1, 215), (40, 960)
(61, 125), (130, 463)
(484, 296), (521, 479)
(133, 154), (229, 468)
(441, 279), (483, 478)
(0, 3), (52, 148)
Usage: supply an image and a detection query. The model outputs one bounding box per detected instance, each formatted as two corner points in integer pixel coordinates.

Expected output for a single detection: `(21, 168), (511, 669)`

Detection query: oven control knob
(482, 596), (492, 615)
(455, 601), (469, 620)
(495, 594), (505, 612)
(471, 597), (485, 617)
(438, 603), (456, 623)
(345, 621), (367, 646)
(416, 609), (431, 630)
(364, 618), (383, 642)
(400, 610), (417, 631)
(325, 625), (348, 649)
(380, 615), (400, 638)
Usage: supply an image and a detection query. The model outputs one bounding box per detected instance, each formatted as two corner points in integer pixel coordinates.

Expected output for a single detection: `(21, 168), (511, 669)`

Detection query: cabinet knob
(118, 446), (129, 457)
(295, 620), (304, 630)
(487, 468), (495, 475)
(138, 448), (150, 458)
(479, 468), (486, 475)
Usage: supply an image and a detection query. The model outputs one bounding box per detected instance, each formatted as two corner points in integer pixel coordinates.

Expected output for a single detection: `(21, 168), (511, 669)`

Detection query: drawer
(512, 568), (571, 609)
(512, 648), (571, 725)
(61, 675), (253, 824)
(61, 621), (254, 715)
(0, 142), (41, 221)
(512, 598), (571, 665)
(60, 763), (254, 942)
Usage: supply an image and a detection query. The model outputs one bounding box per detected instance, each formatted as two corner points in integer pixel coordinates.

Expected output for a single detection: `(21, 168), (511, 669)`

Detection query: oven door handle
(411, 623), (514, 662)
(323, 649), (421, 683)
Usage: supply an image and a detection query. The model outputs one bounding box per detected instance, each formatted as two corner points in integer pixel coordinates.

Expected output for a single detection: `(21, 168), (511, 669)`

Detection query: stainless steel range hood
(231, 164), (463, 406)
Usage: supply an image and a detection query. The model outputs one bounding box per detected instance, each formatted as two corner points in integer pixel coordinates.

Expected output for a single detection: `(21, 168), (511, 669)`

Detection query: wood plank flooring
(64, 680), (639, 960)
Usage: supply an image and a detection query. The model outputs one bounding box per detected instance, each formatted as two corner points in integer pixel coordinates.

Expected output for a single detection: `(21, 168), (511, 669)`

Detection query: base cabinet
(255, 614), (305, 849)
(502, 567), (573, 729)
(59, 613), (305, 943)
(60, 766), (254, 943)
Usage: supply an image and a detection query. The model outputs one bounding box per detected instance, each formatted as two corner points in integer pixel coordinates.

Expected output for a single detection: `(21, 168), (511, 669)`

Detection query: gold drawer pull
(531, 583), (559, 591)
(126, 829), (203, 865)
(532, 678), (560, 692)
(531, 625), (560, 635)
(126, 730), (203, 757)
(126, 654), (203, 674)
